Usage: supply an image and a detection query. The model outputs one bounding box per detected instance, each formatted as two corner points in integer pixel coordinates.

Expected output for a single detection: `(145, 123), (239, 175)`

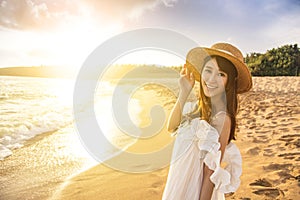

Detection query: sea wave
(0, 111), (73, 160)
(0, 76), (75, 160)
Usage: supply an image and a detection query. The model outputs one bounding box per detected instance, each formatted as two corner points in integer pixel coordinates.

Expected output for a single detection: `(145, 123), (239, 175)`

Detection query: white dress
(162, 102), (242, 200)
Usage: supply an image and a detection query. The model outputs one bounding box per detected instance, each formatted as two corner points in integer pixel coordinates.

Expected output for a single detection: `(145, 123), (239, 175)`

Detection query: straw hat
(186, 43), (252, 94)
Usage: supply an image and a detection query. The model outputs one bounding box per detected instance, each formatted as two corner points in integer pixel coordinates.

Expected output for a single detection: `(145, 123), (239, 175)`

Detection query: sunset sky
(0, 0), (299, 69)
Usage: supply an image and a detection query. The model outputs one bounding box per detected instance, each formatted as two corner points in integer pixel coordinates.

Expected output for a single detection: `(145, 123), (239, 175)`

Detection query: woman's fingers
(180, 65), (186, 76)
(186, 67), (190, 79)
(180, 64), (195, 86)
(190, 72), (194, 80)
(190, 72), (195, 85)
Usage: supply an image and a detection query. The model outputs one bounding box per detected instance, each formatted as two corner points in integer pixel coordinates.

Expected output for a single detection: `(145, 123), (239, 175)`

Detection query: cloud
(0, 0), (178, 30)
(81, 0), (178, 23)
(0, 0), (82, 30)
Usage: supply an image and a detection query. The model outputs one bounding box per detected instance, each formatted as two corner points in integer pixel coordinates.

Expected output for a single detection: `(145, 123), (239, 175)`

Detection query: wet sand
(0, 126), (97, 200)
(1, 77), (299, 200)
(55, 77), (300, 200)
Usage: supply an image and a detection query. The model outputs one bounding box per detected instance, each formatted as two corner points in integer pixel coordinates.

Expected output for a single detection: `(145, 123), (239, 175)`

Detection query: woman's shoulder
(211, 111), (231, 122)
(210, 111), (231, 133)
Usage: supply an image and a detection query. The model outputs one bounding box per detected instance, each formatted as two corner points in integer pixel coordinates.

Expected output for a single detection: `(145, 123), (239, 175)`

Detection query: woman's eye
(218, 73), (226, 77)
(204, 69), (212, 73)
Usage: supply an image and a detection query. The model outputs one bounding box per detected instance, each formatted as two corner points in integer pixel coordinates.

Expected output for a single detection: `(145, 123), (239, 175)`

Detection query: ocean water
(0, 74), (183, 199)
(0, 76), (74, 160)
(0, 76), (149, 199)
(0, 76), (144, 161)
(0, 75), (181, 199)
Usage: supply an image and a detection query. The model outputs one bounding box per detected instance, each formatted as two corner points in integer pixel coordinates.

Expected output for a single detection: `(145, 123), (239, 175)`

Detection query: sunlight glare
(4, 7), (123, 69)
(113, 49), (185, 67)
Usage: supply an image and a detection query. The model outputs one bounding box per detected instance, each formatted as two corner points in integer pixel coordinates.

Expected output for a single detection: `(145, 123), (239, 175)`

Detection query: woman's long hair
(198, 56), (238, 143)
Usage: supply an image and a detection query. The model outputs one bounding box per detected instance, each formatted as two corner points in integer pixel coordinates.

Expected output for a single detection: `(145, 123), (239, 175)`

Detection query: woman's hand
(178, 64), (195, 99)
(167, 64), (195, 132)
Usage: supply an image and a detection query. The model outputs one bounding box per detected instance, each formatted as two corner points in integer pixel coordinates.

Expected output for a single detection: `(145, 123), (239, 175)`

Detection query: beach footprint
(249, 178), (273, 187)
(263, 148), (274, 157)
(145, 180), (163, 196)
(293, 125), (300, 131)
(252, 188), (284, 198)
(246, 146), (260, 155)
(278, 152), (300, 160)
(250, 178), (284, 199)
(263, 163), (292, 171)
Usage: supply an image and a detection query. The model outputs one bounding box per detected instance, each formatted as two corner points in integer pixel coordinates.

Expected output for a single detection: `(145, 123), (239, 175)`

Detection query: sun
(56, 22), (121, 68)
(23, 12), (122, 71)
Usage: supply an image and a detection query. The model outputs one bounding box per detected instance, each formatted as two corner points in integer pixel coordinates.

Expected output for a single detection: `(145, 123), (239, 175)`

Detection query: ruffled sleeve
(190, 119), (242, 195)
(192, 120), (220, 158)
(203, 141), (242, 195)
(182, 101), (198, 115)
(189, 119), (242, 195)
(171, 101), (198, 136)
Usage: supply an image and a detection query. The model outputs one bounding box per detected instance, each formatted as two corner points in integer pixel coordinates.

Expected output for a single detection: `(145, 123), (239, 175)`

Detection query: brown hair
(198, 56), (238, 143)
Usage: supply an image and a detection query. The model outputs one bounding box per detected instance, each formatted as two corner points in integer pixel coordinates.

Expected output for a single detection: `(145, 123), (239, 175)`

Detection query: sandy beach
(53, 77), (300, 200)
(0, 77), (299, 200)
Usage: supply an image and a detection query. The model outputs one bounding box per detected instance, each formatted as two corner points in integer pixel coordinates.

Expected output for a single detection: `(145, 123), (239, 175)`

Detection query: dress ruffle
(192, 119), (220, 154)
(162, 101), (242, 200)
(190, 119), (242, 194)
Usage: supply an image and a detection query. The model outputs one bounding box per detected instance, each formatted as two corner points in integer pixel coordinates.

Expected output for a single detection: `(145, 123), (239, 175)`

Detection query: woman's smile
(204, 82), (218, 89)
(201, 58), (228, 98)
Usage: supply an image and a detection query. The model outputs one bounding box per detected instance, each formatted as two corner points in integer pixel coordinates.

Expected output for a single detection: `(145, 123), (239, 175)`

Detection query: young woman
(162, 43), (252, 200)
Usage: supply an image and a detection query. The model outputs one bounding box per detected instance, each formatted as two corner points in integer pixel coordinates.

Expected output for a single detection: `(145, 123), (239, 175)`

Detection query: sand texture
(50, 77), (300, 199)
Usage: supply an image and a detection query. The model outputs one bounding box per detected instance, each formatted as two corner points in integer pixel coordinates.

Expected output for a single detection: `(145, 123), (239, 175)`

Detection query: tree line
(1, 44), (298, 78)
(169, 44), (300, 76)
(245, 44), (300, 76)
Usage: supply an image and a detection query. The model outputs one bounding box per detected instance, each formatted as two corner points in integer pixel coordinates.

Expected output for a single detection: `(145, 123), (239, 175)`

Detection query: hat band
(213, 49), (236, 58)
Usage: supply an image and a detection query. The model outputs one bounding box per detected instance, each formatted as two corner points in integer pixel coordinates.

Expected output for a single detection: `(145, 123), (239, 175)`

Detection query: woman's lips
(205, 83), (217, 89)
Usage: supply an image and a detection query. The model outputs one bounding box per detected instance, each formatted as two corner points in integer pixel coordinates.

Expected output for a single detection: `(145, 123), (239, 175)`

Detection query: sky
(0, 0), (299, 69)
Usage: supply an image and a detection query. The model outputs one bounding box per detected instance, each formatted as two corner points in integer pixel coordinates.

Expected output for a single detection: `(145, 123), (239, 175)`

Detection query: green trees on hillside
(171, 44), (300, 76)
(245, 44), (300, 76)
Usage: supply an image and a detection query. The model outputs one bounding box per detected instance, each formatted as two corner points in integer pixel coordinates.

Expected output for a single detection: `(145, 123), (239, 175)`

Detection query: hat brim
(186, 47), (252, 94)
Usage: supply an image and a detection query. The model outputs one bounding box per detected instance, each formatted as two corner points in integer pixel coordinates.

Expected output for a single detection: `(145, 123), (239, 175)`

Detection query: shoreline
(55, 77), (300, 200)
(0, 126), (97, 200)
(53, 84), (176, 200)
(0, 77), (299, 200)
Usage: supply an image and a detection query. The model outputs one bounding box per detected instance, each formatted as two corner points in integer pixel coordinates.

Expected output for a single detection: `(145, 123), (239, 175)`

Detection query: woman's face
(201, 57), (228, 99)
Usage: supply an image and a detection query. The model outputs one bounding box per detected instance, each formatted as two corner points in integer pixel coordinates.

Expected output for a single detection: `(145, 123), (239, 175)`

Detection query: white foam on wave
(0, 77), (145, 162)
(0, 111), (72, 160)
(0, 76), (75, 160)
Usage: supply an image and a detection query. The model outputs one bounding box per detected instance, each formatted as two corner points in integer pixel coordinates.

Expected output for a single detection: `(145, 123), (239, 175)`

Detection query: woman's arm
(199, 114), (231, 199)
(167, 65), (195, 132)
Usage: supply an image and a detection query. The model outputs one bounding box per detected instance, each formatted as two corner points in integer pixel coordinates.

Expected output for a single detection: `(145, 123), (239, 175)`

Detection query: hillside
(0, 66), (77, 79)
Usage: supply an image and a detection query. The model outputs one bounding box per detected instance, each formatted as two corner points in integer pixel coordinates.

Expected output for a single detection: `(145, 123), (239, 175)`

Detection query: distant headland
(0, 66), (77, 79)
